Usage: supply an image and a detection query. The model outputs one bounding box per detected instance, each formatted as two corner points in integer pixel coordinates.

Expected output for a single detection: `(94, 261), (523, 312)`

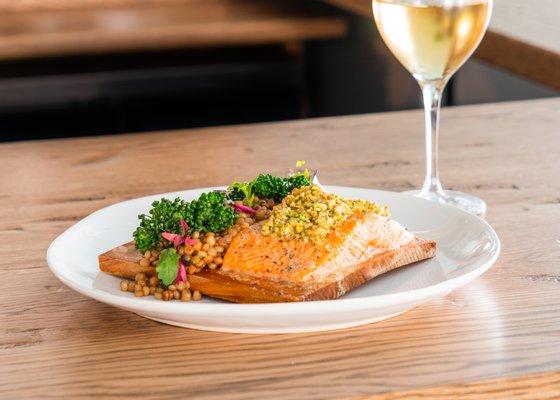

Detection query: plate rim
(46, 185), (501, 314)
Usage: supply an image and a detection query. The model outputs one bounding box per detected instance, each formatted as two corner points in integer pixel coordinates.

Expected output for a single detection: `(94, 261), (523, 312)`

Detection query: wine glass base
(402, 189), (487, 217)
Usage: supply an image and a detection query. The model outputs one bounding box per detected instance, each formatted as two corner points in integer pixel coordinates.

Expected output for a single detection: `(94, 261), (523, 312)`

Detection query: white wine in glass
(372, 0), (492, 216)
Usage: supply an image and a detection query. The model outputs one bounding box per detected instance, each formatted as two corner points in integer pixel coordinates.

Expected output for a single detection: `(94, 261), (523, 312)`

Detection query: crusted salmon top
(262, 185), (389, 244)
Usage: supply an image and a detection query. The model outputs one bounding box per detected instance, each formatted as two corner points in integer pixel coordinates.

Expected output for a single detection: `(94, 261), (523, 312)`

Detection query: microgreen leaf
(156, 248), (180, 286)
(229, 181), (255, 206)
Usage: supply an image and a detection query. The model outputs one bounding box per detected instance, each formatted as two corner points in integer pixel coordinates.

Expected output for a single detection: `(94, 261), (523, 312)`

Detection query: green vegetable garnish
(229, 181), (255, 206)
(134, 192), (237, 252)
(134, 165), (312, 254)
(252, 174), (291, 201)
(228, 172), (311, 204)
(252, 173), (311, 201)
(156, 248), (180, 286)
(183, 191), (237, 233)
(287, 173), (311, 190)
(133, 198), (188, 253)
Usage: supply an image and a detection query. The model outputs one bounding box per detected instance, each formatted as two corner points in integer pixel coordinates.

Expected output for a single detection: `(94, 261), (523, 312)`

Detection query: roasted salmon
(100, 209), (436, 303)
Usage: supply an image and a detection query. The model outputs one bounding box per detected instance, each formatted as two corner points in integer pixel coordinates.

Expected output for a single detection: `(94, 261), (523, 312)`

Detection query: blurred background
(0, 0), (557, 142)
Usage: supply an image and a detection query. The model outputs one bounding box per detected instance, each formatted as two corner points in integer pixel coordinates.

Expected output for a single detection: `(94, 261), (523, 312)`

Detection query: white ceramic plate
(47, 186), (500, 334)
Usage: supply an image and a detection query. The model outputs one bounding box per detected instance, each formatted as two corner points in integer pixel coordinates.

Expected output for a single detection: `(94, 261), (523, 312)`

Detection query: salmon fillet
(99, 210), (436, 303)
(217, 210), (435, 301)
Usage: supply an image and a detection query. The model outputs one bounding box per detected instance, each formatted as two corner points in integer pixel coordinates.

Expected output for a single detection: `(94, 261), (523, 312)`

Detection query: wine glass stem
(420, 82), (447, 199)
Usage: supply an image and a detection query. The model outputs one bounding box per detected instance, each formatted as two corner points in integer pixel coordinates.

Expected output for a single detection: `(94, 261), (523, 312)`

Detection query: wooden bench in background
(0, 0), (557, 89)
(323, 0), (560, 90)
(0, 0), (347, 60)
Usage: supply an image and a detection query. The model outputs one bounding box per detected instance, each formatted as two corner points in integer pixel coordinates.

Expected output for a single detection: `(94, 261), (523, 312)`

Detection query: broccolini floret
(133, 198), (188, 252)
(227, 172), (311, 204)
(251, 174), (291, 201)
(133, 192), (237, 252)
(183, 191), (237, 234)
(286, 173), (311, 191)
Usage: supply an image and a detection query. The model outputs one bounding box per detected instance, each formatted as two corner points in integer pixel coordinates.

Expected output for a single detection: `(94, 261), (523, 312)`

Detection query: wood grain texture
(0, 0), (347, 60)
(1, 98), (560, 399)
(0, 0), (199, 12)
(351, 371), (560, 399)
(323, 0), (560, 89)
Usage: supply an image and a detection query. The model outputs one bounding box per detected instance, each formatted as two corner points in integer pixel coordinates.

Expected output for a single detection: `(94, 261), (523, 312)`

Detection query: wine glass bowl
(372, 0), (493, 216)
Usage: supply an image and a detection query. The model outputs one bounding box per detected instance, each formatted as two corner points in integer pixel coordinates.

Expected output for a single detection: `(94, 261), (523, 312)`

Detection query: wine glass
(372, 0), (493, 216)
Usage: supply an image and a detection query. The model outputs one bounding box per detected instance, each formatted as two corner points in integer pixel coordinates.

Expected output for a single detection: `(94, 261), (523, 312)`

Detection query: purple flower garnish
(231, 203), (255, 214)
(176, 259), (187, 284)
(161, 232), (183, 247)
(162, 219), (197, 247)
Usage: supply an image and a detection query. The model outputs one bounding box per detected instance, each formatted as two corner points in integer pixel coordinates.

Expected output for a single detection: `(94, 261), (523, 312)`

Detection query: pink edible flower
(180, 219), (190, 235)
(180, 219), (197, 245)
(161, 232), (184, 247)
(162, 219), (197, 248)
(176, 259), (187, 284)
(184, 237), (197, 245)
(232, 203), (255, 214)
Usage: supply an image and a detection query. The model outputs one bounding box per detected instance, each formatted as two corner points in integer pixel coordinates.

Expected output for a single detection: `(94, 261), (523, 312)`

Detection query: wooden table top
(1, 98), (560, 399)
(0, 0), (346, 60)
(325, 0), (560, 90)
